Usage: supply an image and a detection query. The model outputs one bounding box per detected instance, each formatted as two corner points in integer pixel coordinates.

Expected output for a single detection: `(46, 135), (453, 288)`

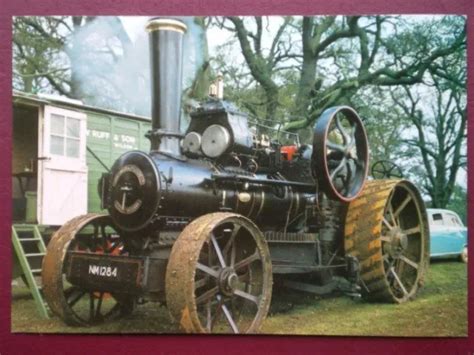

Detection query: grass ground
(11, 260), (467, 336)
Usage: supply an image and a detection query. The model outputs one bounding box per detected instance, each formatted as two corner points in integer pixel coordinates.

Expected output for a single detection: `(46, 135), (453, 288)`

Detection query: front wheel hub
(219, 267), (238, 296)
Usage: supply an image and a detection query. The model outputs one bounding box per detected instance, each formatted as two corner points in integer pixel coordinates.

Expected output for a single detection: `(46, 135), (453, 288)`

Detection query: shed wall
(86, 112), (151, 212)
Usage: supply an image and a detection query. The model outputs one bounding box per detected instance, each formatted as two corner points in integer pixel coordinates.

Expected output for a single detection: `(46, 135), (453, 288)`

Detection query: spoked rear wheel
(166, 213), (272, 333)
(345, 180), (429, 303)
(42, 214), (135, 326)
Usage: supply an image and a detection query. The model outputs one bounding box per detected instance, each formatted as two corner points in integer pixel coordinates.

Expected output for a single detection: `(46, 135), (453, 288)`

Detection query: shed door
(38, 105), (88, 225)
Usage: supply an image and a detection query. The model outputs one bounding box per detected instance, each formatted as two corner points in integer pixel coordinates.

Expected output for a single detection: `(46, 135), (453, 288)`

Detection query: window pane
(431, 213), (444, 225)
(67, 117), (80, 138)
(50, 135), (64, 155)
(51, 114), (65, 135)
(66, 138), (80, 158)
(447, 214), (461, 227)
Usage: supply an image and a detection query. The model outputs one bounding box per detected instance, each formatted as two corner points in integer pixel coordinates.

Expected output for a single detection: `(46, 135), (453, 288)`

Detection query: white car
(428, 208), (467, 262)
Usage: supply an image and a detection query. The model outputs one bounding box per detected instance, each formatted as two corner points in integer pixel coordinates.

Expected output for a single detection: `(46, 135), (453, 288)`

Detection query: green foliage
(211, 15), (466, 207)
(445, 184), (467, 224)
(349, 86), (410, 165)
(13, 17), (70, 94)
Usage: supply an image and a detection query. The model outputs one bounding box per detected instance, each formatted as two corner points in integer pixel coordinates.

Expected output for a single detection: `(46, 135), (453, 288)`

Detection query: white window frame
(49, 113), (81, 158)
(42, 106), (87, 169)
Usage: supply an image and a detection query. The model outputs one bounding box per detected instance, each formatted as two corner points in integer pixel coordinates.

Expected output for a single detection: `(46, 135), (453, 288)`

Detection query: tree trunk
(293, 17), (318, 122)
(23, 76), (33, 93)
(294, 54), (317, 121)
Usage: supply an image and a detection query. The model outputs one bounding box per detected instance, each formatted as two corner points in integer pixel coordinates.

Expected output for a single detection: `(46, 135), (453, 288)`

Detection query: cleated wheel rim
(345, 180), (429, 303)
(166, 212), (272, 334)
(42, 214), (134, 326)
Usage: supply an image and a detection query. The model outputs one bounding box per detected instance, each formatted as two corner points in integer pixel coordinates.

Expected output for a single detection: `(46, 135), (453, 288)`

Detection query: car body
(428, 208), (467, 262)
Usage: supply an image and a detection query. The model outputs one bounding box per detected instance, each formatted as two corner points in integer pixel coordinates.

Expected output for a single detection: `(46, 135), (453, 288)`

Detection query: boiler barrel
(106, 151), (308, 232)
(155, 157), (308, 229)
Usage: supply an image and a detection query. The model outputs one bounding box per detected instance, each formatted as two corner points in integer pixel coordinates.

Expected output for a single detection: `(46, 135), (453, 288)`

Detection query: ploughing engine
(42, 18), (430, 333)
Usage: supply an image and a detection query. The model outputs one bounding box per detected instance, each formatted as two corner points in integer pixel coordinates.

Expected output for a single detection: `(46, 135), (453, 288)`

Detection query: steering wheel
(312, 106), (369, 202)
(371, 160), (403, 179)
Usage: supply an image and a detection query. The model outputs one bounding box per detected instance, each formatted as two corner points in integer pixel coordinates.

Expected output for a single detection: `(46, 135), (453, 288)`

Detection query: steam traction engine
(42, 18), (429, 333)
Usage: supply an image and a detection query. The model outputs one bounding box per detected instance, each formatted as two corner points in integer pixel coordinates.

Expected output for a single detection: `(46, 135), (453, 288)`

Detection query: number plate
(66, 252), (145, 294)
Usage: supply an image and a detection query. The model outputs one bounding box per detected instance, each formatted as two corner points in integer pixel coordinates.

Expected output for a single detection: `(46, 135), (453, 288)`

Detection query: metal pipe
(146, 18), (187, 155)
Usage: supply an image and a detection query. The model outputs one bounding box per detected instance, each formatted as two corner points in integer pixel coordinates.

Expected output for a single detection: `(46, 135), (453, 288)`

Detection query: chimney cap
(146, 18), (187, 33)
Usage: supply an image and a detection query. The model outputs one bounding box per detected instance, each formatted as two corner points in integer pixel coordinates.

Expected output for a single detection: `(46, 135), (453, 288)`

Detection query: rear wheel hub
(384, 227), (408, 258)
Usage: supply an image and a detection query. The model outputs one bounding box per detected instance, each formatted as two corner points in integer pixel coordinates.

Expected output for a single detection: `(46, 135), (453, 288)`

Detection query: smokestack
(146, 18), (187, 156)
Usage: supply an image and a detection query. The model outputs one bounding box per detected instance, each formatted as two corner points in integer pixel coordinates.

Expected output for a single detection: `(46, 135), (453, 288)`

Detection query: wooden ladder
(11, 224), (50, 319)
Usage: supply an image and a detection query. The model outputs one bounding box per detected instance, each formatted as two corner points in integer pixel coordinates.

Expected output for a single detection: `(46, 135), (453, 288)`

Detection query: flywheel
(344, 180), (429, 303)
(312, 106), (369, 202)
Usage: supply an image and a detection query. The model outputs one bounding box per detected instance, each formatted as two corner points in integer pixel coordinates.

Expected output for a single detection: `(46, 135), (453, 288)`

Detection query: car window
(445, 213), (463, 227)
(431, 213), (444, 225)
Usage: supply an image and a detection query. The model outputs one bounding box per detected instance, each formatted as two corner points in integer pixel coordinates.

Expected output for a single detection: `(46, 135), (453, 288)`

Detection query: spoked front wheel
(166, 212), (272, 334)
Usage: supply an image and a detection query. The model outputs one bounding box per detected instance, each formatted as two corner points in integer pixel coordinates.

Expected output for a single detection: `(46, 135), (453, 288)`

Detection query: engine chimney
(146, 18), (187, 156)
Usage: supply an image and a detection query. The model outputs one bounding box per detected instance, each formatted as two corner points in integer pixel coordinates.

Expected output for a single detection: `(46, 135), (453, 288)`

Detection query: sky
(120, 16), (232, 52)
